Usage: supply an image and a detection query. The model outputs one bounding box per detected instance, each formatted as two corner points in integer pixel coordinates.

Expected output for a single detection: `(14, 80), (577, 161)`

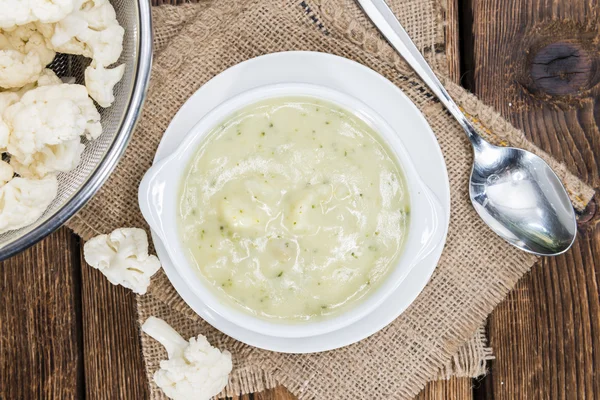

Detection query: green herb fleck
(269, 122), (274, 128)
(261, 131), (265, 136)
(277, 271), (284, 278)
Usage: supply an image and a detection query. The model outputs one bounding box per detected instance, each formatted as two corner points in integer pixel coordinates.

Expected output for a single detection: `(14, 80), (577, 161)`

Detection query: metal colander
(0, 0), (153, 260)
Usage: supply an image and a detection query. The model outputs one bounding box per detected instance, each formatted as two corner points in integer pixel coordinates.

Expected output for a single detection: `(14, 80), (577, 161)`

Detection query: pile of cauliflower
(0, 0), (125, 234)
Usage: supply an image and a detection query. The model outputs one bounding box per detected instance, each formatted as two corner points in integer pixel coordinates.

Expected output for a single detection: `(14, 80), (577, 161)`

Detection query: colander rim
(0, 0), (153, 261)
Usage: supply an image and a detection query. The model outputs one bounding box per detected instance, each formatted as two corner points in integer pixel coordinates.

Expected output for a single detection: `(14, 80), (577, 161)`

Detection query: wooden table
(1, 0), (599, 398)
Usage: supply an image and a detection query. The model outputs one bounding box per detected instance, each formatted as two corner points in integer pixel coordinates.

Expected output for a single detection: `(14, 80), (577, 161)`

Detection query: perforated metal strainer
(0, 0), (153, 260)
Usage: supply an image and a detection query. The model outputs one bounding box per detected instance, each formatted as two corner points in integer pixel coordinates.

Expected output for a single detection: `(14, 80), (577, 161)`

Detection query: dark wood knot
(529, 41), (597, 96)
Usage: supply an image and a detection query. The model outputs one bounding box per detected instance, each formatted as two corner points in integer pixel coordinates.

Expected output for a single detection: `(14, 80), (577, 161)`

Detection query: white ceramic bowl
(139, 83), (446, 338)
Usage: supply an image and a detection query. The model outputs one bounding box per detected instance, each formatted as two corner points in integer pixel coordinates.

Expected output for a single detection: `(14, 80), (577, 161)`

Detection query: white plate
(150, 51), (450, 353)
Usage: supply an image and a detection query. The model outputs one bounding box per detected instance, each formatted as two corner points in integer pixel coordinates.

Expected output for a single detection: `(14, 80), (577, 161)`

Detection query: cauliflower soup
(178, 97), (410, 321)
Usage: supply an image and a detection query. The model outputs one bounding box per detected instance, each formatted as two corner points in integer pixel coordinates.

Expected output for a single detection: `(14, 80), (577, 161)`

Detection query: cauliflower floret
(85, 63), (124, 107)
(0, 160), (13, 185)
(4, 24), (56, 66)
(46, 0), (124, 67)
(11, 138), (84, 178)
(0, 0), (75, 30)
(0, 24), (56, 89)
(4, 83), (101, 168)
(142, 317), (233, 400)
(0, 92), (19, 149)
(0, 174), (57, 234)
(83, 228), (161, 295)
(0, 50), (46, 89)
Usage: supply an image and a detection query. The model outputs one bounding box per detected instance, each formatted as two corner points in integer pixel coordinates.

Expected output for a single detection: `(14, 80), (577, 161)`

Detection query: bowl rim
(0, 0), (154, 261)
(139, 82), (447, 338)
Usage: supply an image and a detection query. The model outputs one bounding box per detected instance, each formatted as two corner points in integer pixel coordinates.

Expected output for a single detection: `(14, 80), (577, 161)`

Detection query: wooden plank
(79, 242), (150, 399)
(0, 228), (83, 400)
(443, 0), (461, 83)
(416, 378), (473, 400)
(466, 0), (600, 398)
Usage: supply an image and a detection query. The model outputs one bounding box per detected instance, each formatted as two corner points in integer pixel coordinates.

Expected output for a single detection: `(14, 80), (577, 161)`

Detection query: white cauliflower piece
(0, 50), (46, 89)
(4, 83), (101, 169)
(0, 91), (19, 149)
(0, 160), (13, 185)
(85, 63), (124, 107)
(0, 174), (57, 234)
(11, 138), (84, 178)
(4, 24), (56, 66)
(47, 0), (124, 67)
(0, 24), (56, 89)
(0, 0), (75, 30)
(83, 228), (161, 295)
(142, 317), (233, 400)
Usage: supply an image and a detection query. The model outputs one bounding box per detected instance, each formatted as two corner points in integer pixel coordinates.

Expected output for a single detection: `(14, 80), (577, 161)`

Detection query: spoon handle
(356, 0), (482, 147)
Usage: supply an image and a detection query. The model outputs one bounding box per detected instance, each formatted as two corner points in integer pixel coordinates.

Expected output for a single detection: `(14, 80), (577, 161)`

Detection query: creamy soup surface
(178, 97), (410, 321)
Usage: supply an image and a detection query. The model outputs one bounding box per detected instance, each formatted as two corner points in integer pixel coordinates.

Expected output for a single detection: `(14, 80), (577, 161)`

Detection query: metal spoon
(357, 0), (577, 255)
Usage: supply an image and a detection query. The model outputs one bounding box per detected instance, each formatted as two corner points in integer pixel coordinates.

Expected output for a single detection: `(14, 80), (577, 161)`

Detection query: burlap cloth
(66, 1), (595, 399)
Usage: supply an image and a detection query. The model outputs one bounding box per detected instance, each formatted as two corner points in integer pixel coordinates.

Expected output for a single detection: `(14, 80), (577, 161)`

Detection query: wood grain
(0, 227), (83, 400)
(467, 0), (600, 398)
(79, 242), (150, 399)
(444, 0), (461, 83)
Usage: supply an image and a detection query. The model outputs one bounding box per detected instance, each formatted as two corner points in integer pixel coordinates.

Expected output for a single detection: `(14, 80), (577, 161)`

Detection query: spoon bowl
(469, 141), (576, 255)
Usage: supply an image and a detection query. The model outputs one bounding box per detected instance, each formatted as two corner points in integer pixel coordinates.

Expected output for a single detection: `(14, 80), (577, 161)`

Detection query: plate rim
(149, 51), (450, 353)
